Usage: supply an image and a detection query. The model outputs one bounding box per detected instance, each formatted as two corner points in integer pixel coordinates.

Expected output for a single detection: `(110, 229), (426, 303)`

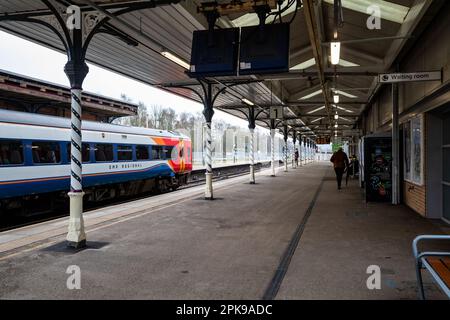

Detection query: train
(0, 109), (192, 215)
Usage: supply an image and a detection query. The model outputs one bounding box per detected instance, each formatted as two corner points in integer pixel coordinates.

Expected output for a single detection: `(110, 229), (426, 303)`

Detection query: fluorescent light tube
(307, 106), (326, 114)
(241, 98), (254, 106)
(330, 42), (341, 65)
(161, 51), (190, 70)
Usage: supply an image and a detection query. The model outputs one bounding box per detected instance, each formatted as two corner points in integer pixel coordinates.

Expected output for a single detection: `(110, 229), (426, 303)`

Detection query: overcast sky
(0, 30), (252, 128)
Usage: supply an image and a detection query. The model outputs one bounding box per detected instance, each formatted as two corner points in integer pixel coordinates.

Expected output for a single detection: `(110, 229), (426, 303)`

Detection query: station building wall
(359, 3), (450, 221)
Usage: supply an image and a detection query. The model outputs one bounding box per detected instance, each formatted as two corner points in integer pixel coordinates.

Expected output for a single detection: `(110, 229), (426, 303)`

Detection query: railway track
(0, 161), (274, 232)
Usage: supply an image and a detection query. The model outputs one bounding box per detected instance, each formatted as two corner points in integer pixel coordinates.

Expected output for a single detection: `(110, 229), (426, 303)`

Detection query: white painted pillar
(205, 121), (213, 199)
(249, 128), (255, 184)
(292, 141), (297, 169)
(284, 139), (288, 172)
(66, 89), (86, 247)
(298, 136), (303, 167)
(270, 129), (276, 177)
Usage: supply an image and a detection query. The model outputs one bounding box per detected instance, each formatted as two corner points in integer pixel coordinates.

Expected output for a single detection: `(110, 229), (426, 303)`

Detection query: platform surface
(0, 162), (449, 299)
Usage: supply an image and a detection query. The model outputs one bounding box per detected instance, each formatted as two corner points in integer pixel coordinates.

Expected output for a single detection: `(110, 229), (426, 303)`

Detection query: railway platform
(0, 163), (448, 300)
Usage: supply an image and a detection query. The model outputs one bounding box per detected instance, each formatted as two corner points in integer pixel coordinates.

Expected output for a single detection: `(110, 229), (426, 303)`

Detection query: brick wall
(403, 181), (426, 216)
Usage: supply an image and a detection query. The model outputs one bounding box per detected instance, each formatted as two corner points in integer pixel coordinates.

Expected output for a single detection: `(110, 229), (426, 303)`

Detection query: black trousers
(334, 167), (345, 189)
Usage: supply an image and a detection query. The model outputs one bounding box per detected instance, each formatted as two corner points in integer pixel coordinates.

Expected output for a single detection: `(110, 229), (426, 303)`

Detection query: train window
(32, 142), (61, 164)
(164, 146), (174, 160)
(136, 145), (149, 160)
(179, 147), (184, 158)
(151, 146), (163, 160)
(0, 140), (23, 165)
(94, 144), (113, 162)
(117, 145), (132, 161)
(67, 143), (91, 163)
(187, 147), (191, 160)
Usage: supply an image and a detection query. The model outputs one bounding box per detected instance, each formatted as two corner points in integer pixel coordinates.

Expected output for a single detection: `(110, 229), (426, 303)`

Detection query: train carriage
(0, 109), (192, 213)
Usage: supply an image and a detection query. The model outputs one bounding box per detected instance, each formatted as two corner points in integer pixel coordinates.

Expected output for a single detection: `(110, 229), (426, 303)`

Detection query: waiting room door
(444, 114), (450, 222)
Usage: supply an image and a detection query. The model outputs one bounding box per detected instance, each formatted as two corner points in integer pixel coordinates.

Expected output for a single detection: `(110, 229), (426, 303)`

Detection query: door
(443, 114), (450, 221)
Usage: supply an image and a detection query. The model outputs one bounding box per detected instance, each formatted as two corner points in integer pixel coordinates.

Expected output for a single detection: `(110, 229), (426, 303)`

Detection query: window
(136, 145), (149, 160)
(164, 146), (174, 160)
(32, 142), (61, 164)
(0, 140), (23, 165)
(403, 121), (411, 181)
(403, 115), (423, 185)
(67, 143), (91, 163)
(117, 145), (132, 161)
(94, 144), (113, 162)
(151, 146), (163, 160)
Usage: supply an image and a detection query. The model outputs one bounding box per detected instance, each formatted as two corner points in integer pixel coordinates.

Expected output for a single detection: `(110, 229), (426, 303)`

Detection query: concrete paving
(0, 162), (448, 299)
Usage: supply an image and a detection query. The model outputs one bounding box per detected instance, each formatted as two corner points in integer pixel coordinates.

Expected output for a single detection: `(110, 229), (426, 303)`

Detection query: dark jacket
(330, 150), (349, 169)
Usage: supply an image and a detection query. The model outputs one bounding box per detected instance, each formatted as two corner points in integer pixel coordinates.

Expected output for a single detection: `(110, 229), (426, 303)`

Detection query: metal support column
(203, 83), (214, 200)
(312, 142), (315, 162)
(270, 119), (276, 177)
(299, 135), (303, 166)
(283, 124), (288, 172)
(392, 83), (400, 205)
(305, 139), (309, 163)
(248, 107), (256, 184)
(292, 133), (297, 168)
(65, 26), (89, 249)
(308, 139), (311, 163)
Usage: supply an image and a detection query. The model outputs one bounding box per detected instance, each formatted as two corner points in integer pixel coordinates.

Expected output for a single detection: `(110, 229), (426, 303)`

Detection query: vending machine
(363, 133), (392, 202)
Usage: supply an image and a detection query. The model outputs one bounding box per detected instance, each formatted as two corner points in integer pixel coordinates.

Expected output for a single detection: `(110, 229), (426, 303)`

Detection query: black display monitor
(188, 28), (239, 77)
(239, 23), (290, 75)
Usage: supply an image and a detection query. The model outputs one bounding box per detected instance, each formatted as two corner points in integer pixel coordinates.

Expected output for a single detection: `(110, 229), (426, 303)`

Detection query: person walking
(330, 147), (349, 190)
(294, 148), (299, 167)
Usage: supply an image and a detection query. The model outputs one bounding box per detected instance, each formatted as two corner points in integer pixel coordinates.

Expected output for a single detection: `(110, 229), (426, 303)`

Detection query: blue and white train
(0, 109), (192, 214)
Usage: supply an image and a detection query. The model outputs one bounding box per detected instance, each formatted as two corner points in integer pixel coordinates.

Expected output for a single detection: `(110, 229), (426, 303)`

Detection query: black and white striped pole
(298, 134), (303, 167)
(303, 137), (308, 165)
(64, 28), (89, 248)
(307, 139), (311, 163)
(283, 124), (288, 172)
(270, 119), (276, 177)
(248, 107), (256, 184)
(203, 83), (214, 200)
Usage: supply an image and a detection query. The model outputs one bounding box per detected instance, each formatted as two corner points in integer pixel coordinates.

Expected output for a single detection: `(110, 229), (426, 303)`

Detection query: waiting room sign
(379, 71), (441, 83)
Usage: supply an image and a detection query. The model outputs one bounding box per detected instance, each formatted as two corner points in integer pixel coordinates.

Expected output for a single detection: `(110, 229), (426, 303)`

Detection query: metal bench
(413, 235), (450, 299)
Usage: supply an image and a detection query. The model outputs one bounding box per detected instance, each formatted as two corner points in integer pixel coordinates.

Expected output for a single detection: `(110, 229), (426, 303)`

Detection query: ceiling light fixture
(307, 106), (326, 114)
(333, 94), (339, 104)
(311, 117), (324, 123)
(330, 42), (341, 65)
(161, 51), (190, 70)
(241, 98), (254, 106)
(299, 90), (323, 100)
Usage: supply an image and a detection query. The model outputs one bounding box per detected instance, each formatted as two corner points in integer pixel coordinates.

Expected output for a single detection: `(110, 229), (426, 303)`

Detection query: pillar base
(205, 172), (213, 200)
(66, 191), (86, 247)
(67, 239), (86, 249)
(249, 165), (255, 184)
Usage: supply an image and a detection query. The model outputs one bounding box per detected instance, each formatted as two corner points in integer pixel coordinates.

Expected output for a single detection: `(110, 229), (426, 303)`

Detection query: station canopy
(0, 0), (432, 140)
